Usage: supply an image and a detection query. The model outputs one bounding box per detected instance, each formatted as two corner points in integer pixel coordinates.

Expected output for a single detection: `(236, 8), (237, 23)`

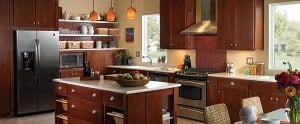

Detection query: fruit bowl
(116, 79), (149, 87)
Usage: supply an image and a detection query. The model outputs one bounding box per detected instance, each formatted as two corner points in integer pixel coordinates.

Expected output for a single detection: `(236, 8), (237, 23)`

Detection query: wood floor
(0, 112), (205, 124)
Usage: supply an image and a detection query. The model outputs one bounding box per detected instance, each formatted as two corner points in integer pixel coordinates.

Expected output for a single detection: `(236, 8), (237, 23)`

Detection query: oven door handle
(176, 80), (206, 87)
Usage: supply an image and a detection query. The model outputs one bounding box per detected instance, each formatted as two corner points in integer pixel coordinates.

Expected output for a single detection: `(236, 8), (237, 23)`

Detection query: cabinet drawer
(106, 68), (121, 74)
(217, 78), (248, 90)
(103, 91), (124, 109)
(69, 116), (100, 124)
(55, 82), (67, 95)
(68, 97), (102, 123)
(68, 85), (102, 102)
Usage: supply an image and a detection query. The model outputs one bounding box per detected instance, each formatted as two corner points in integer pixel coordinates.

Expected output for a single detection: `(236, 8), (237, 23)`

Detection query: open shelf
(59, 19), (119, 24)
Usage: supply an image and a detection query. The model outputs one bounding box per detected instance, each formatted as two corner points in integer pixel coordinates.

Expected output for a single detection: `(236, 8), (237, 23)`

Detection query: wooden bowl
(116, 79), (149, 87)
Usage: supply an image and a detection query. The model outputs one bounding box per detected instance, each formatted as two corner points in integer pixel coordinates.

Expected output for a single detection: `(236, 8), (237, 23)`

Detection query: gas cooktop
(175, 68), (219, 80)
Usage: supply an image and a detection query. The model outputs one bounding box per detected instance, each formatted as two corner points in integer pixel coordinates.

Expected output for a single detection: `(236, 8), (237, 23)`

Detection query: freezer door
(15, 30), (38, 114)
(36, 31), (59, 111)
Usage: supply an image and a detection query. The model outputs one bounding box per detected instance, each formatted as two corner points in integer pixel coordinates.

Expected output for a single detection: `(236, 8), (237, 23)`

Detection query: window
(142, 14), (167, 63)
(268, 1), (300, 70)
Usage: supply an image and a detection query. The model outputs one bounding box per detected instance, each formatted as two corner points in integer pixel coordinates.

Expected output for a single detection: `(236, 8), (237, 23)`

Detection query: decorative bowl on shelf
(116, 79), (149, 87)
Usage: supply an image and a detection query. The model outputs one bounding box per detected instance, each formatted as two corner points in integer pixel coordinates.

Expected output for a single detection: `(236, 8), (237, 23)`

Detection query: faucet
(142, 56), (152, 66)
(283, 61), (293, 72)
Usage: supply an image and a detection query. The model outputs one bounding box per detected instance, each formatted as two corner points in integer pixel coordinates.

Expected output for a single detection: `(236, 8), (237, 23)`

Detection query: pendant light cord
(131, 0), (132, 7)
(111, 0), (113, 8)
(93, 0), (95, 10)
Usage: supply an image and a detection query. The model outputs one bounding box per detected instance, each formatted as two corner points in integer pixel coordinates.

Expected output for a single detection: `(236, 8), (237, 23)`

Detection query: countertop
(106, 65), (180, 74)
(53, 77), (181, 94)
(208, 72), (276, 82)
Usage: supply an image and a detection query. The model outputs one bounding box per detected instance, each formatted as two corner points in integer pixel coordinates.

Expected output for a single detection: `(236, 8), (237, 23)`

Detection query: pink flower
(290, 75), (299, 85)
(280, 72), (290, 83)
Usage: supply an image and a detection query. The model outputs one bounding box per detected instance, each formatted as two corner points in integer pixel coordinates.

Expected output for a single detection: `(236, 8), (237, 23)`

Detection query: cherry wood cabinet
(0, 0), (13, 117)
(160, 0), (195, 49)
(207, 76), (287, 122)
(54, 81), (179, 124)
(216, 78), (248, 122)
(59, 68), (83, 78)
(13, 0), (58, 30)
(248, 81), (287, 113)
(217, 0), (263, 50)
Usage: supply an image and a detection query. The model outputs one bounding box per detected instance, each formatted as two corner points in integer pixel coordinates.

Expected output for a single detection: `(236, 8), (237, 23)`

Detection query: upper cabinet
(160, 0), (195, 49)
(13, 0), (58, 30)
(217, 0), (263, 50)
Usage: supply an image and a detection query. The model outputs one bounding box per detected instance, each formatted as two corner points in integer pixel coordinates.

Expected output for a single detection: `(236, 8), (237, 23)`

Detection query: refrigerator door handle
(34, 39), (40, 81)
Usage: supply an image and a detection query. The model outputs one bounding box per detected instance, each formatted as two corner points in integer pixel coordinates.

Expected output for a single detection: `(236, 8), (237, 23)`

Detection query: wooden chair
(241, 96), (264, 116)
(204, 103), (231, 124)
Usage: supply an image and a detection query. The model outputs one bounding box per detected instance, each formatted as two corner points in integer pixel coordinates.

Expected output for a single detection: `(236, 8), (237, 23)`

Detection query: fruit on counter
(117, 71), (148, 80)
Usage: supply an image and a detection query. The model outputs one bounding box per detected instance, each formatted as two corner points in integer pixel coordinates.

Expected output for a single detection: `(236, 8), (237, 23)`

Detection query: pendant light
(106, 0), (116, 21)
(89, 0), (99, 21)
(127, 0), (136, 19)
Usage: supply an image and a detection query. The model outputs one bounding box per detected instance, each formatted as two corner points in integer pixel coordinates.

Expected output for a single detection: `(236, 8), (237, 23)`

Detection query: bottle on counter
(228, 62), (234, 73)
(83, 62), (91, 77)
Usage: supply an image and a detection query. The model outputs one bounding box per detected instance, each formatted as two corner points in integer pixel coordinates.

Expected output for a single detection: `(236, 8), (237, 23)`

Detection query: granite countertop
(53, 77), (181, 94)
(106, 65), (180, 74)
(208, 72), (276, 82)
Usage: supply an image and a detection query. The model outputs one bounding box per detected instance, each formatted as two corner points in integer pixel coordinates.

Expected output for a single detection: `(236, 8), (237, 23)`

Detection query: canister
(250, 65), (256, 75)
(96, 41), (102, 49)
(256, 63), (265, 75)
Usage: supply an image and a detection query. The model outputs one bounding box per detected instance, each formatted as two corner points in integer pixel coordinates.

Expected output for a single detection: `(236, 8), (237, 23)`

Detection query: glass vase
(287, 90), (300, 124)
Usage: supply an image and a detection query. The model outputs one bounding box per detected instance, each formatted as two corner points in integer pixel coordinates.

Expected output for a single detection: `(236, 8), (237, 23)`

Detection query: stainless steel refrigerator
(15, 30), (59, 115)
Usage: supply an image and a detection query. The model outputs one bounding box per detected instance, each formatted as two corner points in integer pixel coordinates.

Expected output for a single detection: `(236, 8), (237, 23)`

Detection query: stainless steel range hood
(181, 0), (217, 35)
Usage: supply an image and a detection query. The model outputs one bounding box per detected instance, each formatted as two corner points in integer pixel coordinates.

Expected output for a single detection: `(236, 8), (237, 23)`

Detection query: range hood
(181, 0), (217, 35)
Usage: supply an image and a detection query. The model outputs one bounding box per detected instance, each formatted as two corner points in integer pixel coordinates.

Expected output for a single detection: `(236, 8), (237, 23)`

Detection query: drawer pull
(275, 98), (279, 101)
(113, 70), (116, 73)
(270, 97), (274, 100)
(110, 96), (115, 101)
(58, 86), (62, 90)
(92, 110), (97, 114)
(71, 104), (75, 108)
(92, 93), (97, 98)
(71, 89), (75, 93)
(230, 82), (235, 86)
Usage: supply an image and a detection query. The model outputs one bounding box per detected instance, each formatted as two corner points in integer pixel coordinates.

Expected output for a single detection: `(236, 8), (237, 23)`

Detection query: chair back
(242, 96), (264, 116)
(204, 103), (231, 124)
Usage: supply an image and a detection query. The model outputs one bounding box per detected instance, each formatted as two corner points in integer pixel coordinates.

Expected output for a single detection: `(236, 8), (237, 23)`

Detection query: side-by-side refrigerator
(15, 30), (59, 115)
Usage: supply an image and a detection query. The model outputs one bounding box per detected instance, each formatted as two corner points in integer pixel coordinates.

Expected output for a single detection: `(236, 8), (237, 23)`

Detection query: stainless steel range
(175, 68), (217, 121)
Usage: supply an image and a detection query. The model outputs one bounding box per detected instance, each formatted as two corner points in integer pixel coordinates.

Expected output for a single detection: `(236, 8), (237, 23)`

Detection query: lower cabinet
(207, 76), (287, 123)
(248, 81), (287, 113)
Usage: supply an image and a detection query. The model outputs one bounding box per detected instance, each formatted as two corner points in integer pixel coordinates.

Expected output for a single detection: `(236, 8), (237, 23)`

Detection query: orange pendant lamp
(89, 0), (99, 21)
(127, 0), (136, 19)
(106, 0), (116, 21)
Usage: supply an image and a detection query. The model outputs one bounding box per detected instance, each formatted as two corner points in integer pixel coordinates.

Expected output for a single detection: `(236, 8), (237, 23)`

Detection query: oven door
(176, 79), (206, 108)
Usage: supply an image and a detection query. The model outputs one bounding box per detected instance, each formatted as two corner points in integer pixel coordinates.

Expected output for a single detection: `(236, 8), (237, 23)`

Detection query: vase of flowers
(275, 71), (300, 124)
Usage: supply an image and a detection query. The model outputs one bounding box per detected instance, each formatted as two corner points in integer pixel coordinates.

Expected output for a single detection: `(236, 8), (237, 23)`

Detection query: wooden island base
(54, 78), (180, 124)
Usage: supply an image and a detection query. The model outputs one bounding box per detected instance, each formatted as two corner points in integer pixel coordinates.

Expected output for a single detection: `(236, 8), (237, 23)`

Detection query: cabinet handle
(58, 86), (62, 90)
(207, 80), (210, 83)
(92, 110), (97, 114)
(217, 90), (221, 94)
(230, 82), (235, 86)
(275, 98), (279, 101)
(92, 93), (97, 98)
(71, 89), (75, 93)
(33, 22), (36, 25)
(37, 22), (39, 25)
(110, 96), (115, 101)
(270, 97), (274, 100)
(172, 43), (175, 47)
(113, 70), (116, 73)
(71, 104), (75, 108)
(234, 43), (238, 47)
(230, 43), (234, 47)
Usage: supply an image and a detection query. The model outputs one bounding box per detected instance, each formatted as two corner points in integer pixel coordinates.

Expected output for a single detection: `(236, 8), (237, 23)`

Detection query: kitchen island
(53, 77), (180, 124)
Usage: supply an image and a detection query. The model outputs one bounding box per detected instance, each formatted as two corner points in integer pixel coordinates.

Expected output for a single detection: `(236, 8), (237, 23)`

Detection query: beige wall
(59, 0), (110, 17)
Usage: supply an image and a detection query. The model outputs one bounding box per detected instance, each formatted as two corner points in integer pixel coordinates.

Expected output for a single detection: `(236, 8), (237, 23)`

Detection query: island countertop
(208, 72), (276, 82)
(53, 77), (181, 94)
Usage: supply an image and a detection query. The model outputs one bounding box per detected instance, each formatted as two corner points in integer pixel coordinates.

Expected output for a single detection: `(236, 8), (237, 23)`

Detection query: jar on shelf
(88, 25), (94, 35)
(81, 25), (88, 34)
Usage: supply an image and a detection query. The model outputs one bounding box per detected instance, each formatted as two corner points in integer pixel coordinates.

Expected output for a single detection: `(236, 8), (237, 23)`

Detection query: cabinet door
(13, 0), (36, 29)
(0, 52), (12, 116)
(217, 0), (234, 49)
(207, 77), (218, 106)
(249, 90), (276, 113)
(234, 0), (254, 50)
(36, 0), (58, 30)
(217, 78), (248, 122)
(274, 94), (288, 110)
(106, 68), (122, 74)
(160, 0), (172, 49)
(171, 0), (195, 49)
(86, 51), (104, 74)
